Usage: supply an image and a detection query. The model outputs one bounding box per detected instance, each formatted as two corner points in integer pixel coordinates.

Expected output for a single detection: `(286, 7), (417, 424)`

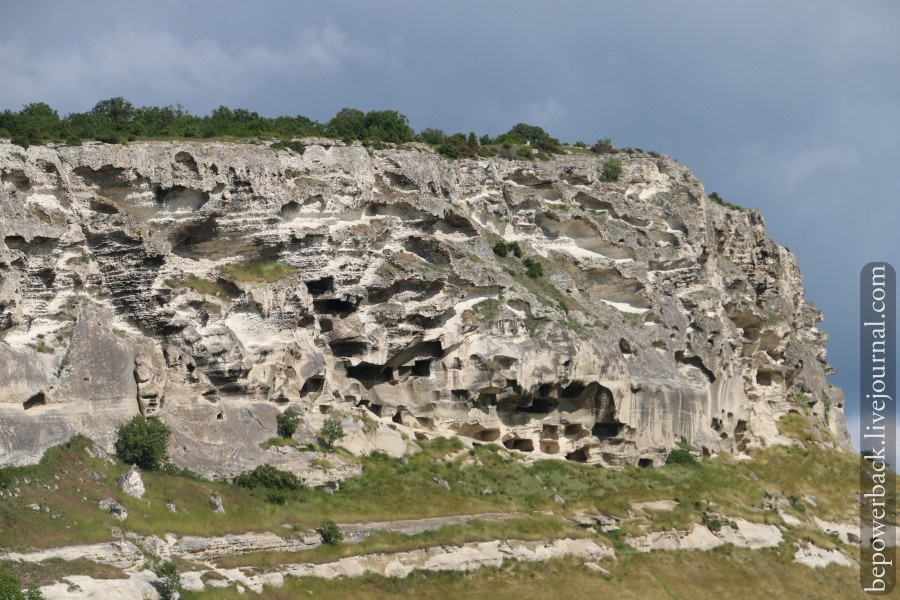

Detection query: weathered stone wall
(0, 139), (849, 474)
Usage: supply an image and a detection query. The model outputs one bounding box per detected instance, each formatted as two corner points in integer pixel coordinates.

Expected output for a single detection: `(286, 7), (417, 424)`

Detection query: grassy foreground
(0, 414), (861, 550)
(0, 413), (876, 595)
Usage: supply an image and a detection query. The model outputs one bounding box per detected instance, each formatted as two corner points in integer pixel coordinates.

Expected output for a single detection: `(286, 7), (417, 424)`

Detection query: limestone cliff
(0, 139), (850, 476)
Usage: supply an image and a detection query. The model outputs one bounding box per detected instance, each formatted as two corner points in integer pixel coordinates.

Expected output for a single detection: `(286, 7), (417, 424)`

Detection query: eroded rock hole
(174, 151), (200, 173)
(2, 169), (32, 193)
(300, 376), (325, 397)
(345, 362), (392, 387)
(305, 276), (334, 296)
(329, 341), (369, 357)
(503, 438), (534, 452)
(458, 423), (501, 442)
(592, 423), (625, 439)
(564, 424), (589, 439)
(540, 440), (560, 454)
(521, 397), (558, 414)
(565, 447), (589, 462)
(23, 391), (47, 410)
(637, 458), (653, 468)
(313, 298), (357, 316)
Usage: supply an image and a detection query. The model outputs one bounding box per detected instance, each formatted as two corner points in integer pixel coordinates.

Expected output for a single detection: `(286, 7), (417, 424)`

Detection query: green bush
(0, 573), (44, 600)
(602, 159), (623, 182)
(522, 257), (544, 279)
(317, 520), (345, 545)
(276, 408), (300, 438)
(492, 240), (523, 258)
(665, 448), (698, 467)
(319, 418), (346, 450)
(233, 464), (304, 504)
(114, 415), (171, 470)
(270, 139), (306, 154)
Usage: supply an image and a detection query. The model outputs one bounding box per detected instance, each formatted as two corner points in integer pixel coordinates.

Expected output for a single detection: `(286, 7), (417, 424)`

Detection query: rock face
(0, 139), (850, 475)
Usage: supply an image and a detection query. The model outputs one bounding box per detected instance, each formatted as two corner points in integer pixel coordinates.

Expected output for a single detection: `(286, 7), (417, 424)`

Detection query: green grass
(260, 437), (300, 450)
(181, 550), (869, 600)
(28, 339), (54, 354)
(219, 261), (296, 283)
(0, 558), (124, 588)
(164, 273), (229, 299)
(0, 416), (865, 553)
(465, 297), (503, 321)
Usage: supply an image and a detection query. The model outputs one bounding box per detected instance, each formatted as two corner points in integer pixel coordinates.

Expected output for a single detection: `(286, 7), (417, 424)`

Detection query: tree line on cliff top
(0, 97), (611, 159)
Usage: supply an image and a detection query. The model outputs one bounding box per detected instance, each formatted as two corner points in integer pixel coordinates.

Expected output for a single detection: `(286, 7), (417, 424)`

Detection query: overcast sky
(2, 0), (898, 456)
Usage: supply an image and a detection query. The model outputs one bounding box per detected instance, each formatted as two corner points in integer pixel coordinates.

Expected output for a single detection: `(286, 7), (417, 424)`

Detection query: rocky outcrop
(179, 537), (614, 593)
(0, 540), (144, 570)
(625, 518), (783, 552)
(118, 464), (144, 499)
(0, 139), (850, 475)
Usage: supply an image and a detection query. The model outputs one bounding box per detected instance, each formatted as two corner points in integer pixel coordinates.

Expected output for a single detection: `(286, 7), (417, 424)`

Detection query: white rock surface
(0, 541), (144, 569)
(117, 464), (144, 499)
(40, 572), (161, 600)
(793, 544), (854, 569)
(627, 518), (782, 553)
(179, 537), (614, 592)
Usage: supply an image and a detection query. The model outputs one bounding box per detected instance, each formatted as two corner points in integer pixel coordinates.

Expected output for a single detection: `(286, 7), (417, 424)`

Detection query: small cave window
(300, 376), (325, 397)
(565, 447), (589, 463)
(637, 458), (653, 468)
(23, 391), (47, 410)
(305, 276), (334, 296)
(503, 438), (534, 452)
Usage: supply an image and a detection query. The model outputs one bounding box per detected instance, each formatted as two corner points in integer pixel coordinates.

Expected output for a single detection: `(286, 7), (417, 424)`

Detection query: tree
(363, 110), (414, 143)
(276, 408), (300, 438)
(319, 418), (346, 450)
(507, 123), (550, 145)
(154, 561), (180, 600)
(326, 108), (366, 140)
(591, 138), (614, 154)
(418, 128), (446, 145)
(114, 415), (171, 470)
(317, 520), (344, 544)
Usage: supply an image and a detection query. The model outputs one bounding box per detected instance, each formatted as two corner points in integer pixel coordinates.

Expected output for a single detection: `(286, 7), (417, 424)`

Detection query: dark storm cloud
(2, 0), (898, 455)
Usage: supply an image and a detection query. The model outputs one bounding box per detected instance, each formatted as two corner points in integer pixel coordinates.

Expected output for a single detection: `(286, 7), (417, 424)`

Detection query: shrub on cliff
(277, 408), (301, 438)
(319, 418), (346, 450)
(602, 159), (623, 182)
(114, 415), (171, 470)
(523, 257), (544, 279)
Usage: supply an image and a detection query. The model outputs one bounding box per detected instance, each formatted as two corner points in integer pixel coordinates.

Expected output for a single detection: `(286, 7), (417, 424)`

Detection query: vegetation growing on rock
(276, 409), (300, 439)
(113, 415), (171, 471)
